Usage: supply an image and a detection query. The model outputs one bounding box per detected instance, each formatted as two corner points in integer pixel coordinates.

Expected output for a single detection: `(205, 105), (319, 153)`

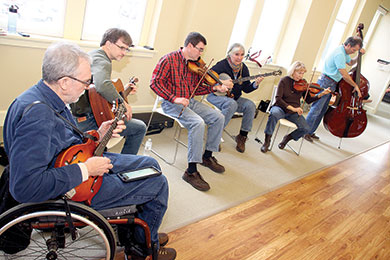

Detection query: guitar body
(89, 79), (126, 127)
(54, 130), (103, 205)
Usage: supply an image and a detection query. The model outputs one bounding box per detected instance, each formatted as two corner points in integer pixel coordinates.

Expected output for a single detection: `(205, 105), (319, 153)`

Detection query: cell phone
(117, 166), (161, 182)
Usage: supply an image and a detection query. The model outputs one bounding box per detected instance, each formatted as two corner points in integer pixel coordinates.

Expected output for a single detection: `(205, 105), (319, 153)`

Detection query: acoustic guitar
(55, 100), (126, 205)
(215, 69), (282, 97)
(89, 77), (138, 127)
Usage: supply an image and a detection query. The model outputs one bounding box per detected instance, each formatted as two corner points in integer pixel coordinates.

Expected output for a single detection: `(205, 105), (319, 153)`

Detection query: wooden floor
(166, 141), (390, 260)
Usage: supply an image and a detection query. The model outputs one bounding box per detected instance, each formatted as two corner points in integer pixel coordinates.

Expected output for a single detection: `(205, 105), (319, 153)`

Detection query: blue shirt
(3, 80), (83, 202)
(323, 45), (351, 82)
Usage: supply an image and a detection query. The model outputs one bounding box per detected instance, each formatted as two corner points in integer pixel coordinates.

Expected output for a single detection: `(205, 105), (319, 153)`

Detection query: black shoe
(182, 170), (210, 191)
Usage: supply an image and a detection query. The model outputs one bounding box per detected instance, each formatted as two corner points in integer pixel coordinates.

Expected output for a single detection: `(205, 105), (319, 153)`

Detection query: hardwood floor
(166, 141), (390, 260)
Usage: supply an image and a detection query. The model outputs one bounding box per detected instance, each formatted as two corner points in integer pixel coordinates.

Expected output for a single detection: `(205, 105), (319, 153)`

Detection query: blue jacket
(3, 80), (83, 202)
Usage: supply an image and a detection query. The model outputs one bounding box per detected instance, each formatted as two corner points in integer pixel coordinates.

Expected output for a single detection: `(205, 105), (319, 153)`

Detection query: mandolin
(54, 100), (126, 205)
(215, 69), (282, 97)
(89, 77), (137, 127)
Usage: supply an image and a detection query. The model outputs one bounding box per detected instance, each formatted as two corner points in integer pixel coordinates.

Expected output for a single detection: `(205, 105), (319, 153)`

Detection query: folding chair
(145, 96), (187, 165)
(254, 85), (304, 155)
(200, 96), (237, 141)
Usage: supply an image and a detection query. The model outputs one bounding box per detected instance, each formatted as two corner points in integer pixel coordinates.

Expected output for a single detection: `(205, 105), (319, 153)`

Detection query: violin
(188, 58), (234, 98)
(294, 79), (336, 97)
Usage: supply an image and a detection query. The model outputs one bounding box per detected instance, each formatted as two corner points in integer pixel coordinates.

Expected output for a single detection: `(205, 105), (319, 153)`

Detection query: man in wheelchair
(1, 41), (176, 260)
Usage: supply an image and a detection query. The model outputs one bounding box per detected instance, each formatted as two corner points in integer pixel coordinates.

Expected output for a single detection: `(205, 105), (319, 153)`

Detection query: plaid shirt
(150, 48), (214, 102)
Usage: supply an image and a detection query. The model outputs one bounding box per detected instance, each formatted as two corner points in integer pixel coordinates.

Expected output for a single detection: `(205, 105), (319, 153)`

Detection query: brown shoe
(304, 134), (313, 143)
(278, 134), (293, 149)
(157, 247), (177, 260)
(159, 233), (169, 247)
(182, 170), (210, 191)
(310, 133), (320, 140)
(235, 134), (247, 153)
(201, 156), (225, 173)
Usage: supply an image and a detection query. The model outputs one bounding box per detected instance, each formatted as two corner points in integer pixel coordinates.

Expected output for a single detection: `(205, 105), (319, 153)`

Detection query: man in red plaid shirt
(150, 32), (233, 191)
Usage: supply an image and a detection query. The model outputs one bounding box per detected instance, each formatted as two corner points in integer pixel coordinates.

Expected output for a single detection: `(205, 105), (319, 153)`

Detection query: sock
(240, 130), (248, 137)
(203, 150), (212, 159)
(187, 163), (197, 174)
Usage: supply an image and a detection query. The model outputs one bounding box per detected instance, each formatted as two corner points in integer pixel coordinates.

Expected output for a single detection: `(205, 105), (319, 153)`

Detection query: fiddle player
(206, 43), (264, 153)
(71, 28), (147, 155)
(150, 32), (233, 191)
(261, 61), (331, 153)
(304, 36), (364, 142)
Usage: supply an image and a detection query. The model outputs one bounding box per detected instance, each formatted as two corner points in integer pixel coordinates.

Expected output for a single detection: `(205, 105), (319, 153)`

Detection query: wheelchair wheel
(0, 200), (116, 259)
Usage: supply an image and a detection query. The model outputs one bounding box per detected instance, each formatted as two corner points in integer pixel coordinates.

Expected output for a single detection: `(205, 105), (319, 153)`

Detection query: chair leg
(338, 137), (342, 149)
(254, 113), (267, 144)
(269, 122), (281, 151)
(150, 123), (186, 165)
(223, 128), (236, 141)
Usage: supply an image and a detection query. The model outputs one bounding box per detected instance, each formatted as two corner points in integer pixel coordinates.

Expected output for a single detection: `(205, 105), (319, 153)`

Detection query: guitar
(89, 77), (137, 127)
(55, 100), (126, 205)
(215, 69), (282, 97)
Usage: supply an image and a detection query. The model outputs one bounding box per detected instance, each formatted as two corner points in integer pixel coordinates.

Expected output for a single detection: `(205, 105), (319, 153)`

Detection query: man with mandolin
(71, 28), (147, 155)
(150, 32), (233, 192)
(3, 42), (176, 260)
(304, 35), (364, 142)
(206, 43), (269, 153)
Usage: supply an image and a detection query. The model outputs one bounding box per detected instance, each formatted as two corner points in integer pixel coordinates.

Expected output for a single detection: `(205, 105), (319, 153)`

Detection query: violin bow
(178, 58), (214, 118)
(302, 67), (317, 107)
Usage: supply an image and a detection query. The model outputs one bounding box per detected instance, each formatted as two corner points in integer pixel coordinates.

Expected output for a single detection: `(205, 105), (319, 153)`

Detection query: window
(251, 0), (289, 62)
(228, 0), (257, 49)
(82, 0), (148, 45)
(0, 0), (66, 37)
(363, 7), (386, 48)
(318, 0), (357, 70)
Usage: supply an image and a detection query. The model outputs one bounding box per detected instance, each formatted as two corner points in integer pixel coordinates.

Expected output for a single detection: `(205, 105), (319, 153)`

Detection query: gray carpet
(135, 111), (390, 233)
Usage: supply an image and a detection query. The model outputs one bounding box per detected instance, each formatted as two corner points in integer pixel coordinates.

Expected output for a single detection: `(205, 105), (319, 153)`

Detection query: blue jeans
(206, 93), (256, 132)
(161, 98), (224, 163)
(305, 76), (337, 135)
(91, 153), (168, 248)
(74, 113), (147, 155)
(264, 106), (310, 141)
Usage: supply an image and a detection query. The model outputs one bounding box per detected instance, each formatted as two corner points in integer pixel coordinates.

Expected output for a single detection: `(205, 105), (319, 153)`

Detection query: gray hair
(344, 36), (363, 48)
(227, 43), (245, 57)
(287, 61), (306, 77)
(42, 41), (91, 83)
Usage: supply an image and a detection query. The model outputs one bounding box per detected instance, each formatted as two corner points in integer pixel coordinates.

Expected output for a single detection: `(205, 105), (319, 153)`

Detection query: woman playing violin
(207, 43), (264, 153)
(261, 61), (331, 153)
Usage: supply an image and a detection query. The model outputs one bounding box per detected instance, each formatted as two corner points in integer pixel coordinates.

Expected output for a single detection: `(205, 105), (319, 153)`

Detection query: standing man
(206, 43), (264, 153)
(304, 36), (363, 142)
(3, 41), (176, 259)
(150, 32), (232, 191)
(71, 28), (147, 155)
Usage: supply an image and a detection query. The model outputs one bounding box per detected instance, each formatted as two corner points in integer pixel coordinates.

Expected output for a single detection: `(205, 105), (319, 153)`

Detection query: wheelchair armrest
(98, 205), (138, 218)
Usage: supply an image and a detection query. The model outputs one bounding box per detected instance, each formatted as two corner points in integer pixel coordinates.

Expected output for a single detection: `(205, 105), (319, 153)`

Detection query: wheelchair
(0, 198), (156, 259)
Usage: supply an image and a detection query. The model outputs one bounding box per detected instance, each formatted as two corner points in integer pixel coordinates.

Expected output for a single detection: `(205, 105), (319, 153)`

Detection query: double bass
(323, 23), (369, 138)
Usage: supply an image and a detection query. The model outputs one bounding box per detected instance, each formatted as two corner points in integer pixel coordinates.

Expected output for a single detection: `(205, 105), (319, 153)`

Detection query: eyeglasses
(193, 45), (204, 53)
(114, 42), (131, 52)
(58, 75), (93, 87)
